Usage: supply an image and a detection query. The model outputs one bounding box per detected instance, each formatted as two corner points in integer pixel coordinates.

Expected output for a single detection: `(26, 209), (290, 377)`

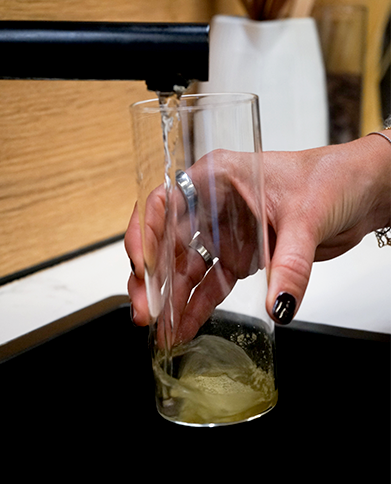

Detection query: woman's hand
(125, 133), (391, 330)
(126, 150), (266, 343)
(264, 133), (391, 323)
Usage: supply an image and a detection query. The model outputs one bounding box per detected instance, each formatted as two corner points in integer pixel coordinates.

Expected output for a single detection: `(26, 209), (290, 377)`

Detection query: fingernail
(130, 302), (138, 326)
(272, 292), (296, 325)
(130, 259), (136, 274)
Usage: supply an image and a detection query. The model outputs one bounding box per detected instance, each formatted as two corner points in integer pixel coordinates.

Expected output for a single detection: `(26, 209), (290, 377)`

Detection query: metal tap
(0, 20), (209, 92)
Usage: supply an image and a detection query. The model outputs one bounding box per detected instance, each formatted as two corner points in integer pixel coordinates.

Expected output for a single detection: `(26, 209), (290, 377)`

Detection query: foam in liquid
(153, 318), (278, 426)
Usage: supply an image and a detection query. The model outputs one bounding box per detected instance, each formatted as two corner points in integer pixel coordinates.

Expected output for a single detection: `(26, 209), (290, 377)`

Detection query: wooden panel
(0, 80), (148, 278)
(0, 0), (245, 280)
(0, 0), (213, 22)
(1, 0), (387, 281)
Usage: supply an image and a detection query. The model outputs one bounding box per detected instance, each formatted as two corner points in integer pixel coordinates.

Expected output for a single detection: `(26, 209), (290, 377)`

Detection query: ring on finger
(175, 169), (198, 213)
(188, 231), (215, 270)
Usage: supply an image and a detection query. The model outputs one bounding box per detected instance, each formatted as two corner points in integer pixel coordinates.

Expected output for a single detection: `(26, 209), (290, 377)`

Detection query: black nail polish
(272, 292), (296, 325)
(130, 259), (136, 274)
(129, 301), (140, 328)
(129, 301), (136, 324)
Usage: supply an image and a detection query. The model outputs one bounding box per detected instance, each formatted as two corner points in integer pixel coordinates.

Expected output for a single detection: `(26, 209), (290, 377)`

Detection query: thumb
(266, 226), (316, 325)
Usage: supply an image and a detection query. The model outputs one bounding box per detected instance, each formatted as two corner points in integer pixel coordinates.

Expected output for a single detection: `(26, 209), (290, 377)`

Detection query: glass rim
(130, 92), (259, 113)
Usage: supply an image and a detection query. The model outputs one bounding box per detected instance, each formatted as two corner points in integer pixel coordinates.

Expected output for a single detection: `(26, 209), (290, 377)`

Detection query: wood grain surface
(0, 0), (387, 280)
(0, 0), (245, 280)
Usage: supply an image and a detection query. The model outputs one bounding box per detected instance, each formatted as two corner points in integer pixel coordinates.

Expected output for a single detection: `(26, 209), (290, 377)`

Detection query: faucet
(0, 20), (209, 93)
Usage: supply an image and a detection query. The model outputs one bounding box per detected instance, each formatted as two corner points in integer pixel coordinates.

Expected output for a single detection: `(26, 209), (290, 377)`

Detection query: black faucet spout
(0, 20), (209, 93)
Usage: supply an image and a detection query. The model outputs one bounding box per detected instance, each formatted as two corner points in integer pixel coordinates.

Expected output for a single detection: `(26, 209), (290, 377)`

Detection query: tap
(0, 20), (209, 93)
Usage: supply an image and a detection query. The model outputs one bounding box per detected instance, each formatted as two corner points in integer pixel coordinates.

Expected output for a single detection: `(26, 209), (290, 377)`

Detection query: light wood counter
(0, 0), (245, 280)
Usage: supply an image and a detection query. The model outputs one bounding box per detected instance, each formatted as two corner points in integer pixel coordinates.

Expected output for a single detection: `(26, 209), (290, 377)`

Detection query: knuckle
(273, 252), (312, 289)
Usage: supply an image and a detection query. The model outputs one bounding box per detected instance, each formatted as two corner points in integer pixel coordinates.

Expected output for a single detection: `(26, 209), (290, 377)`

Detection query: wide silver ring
(188, 231), (214, 270)
(175, 169), (198, 213)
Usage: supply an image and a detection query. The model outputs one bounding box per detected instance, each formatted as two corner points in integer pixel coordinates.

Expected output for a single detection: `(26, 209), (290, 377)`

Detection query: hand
(126, 133), (391, 331)
(126, 150), (266, 344)
(264, 133), (391, 323)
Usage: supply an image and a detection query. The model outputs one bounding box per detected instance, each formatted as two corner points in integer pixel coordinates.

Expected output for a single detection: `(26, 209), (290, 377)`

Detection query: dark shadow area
(1, 296), (389, 481)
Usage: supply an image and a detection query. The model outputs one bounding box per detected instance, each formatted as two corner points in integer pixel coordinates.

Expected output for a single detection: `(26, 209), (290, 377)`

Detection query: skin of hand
(263, 132), (391, 321)
(126, 150), (264, 343)
(125, 132), (391, 332)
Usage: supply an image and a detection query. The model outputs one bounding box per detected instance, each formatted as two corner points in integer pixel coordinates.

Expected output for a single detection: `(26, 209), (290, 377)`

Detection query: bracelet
(368, 116), (391, 247)
(375, 228), (391, 248)
(384, 114), (391, 129)
(366, 131), (391, 144)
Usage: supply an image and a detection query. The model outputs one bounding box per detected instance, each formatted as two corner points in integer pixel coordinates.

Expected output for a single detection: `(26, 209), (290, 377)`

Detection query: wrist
(362, 131), (391, 229)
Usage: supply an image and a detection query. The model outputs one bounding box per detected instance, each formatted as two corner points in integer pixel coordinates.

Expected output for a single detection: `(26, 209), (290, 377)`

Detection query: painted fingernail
(130, 259), (136, 274)
(272, 292), (296, 325)
(130, 302), (138, 326)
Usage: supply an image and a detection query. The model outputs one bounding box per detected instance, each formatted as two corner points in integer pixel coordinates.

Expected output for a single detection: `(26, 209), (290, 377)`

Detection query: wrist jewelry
(366, 131), (391, 144)
(367, 115), (391, 247)
(375, 228), (391, 248)
(384, 114), (391, 129)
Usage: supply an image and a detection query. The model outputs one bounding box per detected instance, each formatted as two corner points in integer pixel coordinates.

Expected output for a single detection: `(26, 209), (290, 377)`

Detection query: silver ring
(175, 169), (198, 213)
(188, 231), (214, 270)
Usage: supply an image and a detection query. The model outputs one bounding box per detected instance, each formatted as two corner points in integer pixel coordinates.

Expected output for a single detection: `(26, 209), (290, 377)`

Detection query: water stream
(156, 89), (184, 377)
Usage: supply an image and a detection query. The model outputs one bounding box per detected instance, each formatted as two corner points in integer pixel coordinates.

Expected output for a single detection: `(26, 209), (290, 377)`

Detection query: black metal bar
(0, 20), (209, 91)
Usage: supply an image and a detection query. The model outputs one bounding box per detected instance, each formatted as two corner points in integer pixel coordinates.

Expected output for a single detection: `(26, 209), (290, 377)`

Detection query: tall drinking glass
(131, 93), (277, 426)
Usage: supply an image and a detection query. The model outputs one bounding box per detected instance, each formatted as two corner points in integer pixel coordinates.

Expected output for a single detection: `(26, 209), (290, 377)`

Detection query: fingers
(127, 272), (149, 326)
(175, 261), (237, 344)
(126, 204), (213, 329)
(124, 159), (214, 329)
(124, 202), (144, 280)
(266, 225), (316, 325)
(125, 187), (169, 327)
(153, 246), (215, 348)
(125, 203), (150, 326)
(125, 150), (254, 332)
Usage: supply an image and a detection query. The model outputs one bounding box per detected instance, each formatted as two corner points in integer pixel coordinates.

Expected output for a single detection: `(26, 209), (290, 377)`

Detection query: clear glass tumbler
(131, 93), (277, 426)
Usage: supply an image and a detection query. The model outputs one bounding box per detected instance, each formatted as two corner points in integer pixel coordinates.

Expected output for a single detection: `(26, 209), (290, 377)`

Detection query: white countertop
(0, 233), (390, 347)
(300, 234), (391, 334)
(0, 241), (130, 346)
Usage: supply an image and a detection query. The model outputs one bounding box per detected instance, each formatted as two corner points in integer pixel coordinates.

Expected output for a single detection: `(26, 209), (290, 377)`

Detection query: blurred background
(0, 1), (389, 332)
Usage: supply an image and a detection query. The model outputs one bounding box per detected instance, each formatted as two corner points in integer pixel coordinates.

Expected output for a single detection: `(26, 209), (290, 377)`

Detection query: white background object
(199, 15), (329, 151)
